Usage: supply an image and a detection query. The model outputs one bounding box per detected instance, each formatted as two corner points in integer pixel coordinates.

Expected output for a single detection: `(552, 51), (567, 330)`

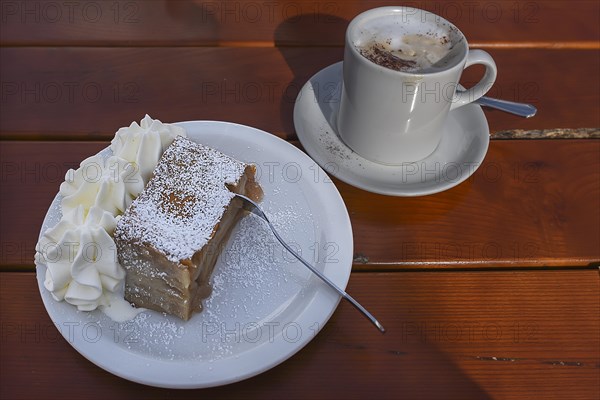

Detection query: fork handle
(268, 222), (386, 333)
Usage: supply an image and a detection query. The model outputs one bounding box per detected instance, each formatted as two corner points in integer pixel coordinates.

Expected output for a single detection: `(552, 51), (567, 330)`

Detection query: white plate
(294, 62), (490, 196)
(36, 121), (353, 388)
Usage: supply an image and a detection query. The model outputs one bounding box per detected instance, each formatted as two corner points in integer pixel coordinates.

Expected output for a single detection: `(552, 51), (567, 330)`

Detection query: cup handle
(450, 49), (497, 110)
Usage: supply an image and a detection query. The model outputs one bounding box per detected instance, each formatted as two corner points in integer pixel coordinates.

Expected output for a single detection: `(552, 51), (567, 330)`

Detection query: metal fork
(235, 194), (385, 333)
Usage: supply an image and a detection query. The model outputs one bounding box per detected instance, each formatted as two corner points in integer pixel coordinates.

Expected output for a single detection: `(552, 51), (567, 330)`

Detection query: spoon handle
(475, 96), (537, 118)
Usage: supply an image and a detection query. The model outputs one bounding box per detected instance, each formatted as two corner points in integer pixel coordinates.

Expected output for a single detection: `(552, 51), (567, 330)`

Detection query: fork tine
(235, 194), (268, 220)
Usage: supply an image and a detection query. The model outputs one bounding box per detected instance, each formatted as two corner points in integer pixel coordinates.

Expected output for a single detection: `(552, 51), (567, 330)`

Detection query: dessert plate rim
(35, 120), (354, 388)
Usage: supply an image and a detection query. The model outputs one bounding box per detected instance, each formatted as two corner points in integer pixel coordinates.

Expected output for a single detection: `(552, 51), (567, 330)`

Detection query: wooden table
(1, 1), (599, 399)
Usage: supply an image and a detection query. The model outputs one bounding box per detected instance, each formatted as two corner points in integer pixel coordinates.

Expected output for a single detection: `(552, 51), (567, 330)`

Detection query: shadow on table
(253, 298), (494, 399)
(274, 14), (347, 139)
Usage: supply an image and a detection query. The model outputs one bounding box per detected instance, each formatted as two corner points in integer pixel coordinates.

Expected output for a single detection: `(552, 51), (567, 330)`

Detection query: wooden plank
(346, 139), (600, 268)
(1, 47), (599, 140)
(0, 141), (107, 267)
(1, 270), (598, 399)
(1, 1), (598, 46)
(1, 139), (598, 269)
(0, 46), (340, 140)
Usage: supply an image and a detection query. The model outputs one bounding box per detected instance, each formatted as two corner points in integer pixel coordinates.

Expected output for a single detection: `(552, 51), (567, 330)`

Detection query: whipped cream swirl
(60, 155), (145, 217)
(36, 205), (123, 311)
(111, 114), (187, 184)
(36, 115), (187, 318)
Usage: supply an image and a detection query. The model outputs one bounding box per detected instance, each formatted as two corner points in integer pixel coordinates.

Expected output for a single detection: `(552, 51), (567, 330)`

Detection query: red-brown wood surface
(1, 139), (599, 269)
(1, 0), (599, 398)
(1, 271), (598, 400)
(1, 0), (598, 46)
(1, 48), (598, 140)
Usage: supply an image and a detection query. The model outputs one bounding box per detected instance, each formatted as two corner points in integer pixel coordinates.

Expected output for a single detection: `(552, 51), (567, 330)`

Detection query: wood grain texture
(1, 0), (598, 46)
(1, 270), (598, 399)
(2, 1), (599, 398)
(2, 140), (599, 269)
(1, 47), (599, 140)
(491, 128), (600, 139)
(345, 139), (600, 268)
(0, 141), (107, 267)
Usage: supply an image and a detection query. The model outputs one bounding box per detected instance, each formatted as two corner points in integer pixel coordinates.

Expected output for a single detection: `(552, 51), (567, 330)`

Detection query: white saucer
(294, 62), (490, 196)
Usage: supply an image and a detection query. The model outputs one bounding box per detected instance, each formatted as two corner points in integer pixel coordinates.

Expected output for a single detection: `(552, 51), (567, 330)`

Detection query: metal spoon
(475, 96), (537, 118)
(235, 194), (386, 333)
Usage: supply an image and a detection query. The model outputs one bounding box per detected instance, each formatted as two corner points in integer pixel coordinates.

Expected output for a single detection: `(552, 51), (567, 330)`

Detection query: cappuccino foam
(353, 13), (463, 73)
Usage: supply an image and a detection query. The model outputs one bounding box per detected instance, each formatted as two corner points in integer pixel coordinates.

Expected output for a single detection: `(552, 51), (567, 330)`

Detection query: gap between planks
(0, 41), (598, 49)
(2, 128), (599, 142)
(4, 264), (599, 274)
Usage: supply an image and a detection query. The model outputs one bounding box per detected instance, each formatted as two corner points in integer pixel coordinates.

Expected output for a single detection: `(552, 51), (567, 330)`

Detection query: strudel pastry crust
(114, 136), (262, 320)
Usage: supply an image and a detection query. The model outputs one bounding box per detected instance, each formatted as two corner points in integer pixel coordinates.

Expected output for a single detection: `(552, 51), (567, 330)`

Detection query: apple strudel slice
(114, 136), (262, 320)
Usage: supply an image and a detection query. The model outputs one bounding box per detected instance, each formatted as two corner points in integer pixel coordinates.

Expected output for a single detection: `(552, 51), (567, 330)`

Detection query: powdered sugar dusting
(100, 199), (317, 361)
(116, 136), (247, 262)
(207, 212), (310, 315)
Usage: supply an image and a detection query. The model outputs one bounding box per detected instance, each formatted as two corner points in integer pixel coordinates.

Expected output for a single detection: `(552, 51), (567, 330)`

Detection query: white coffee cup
(337, 7), (497, 164)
